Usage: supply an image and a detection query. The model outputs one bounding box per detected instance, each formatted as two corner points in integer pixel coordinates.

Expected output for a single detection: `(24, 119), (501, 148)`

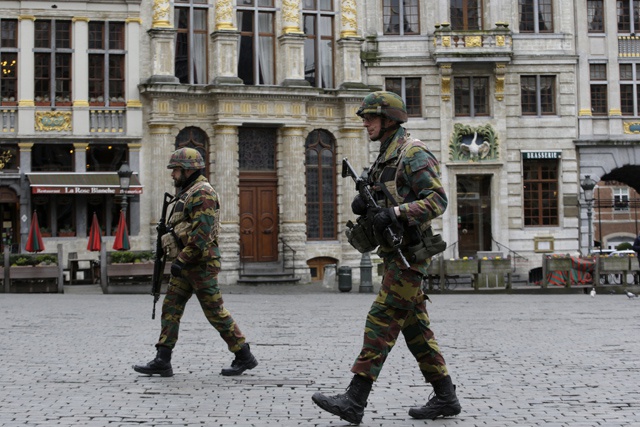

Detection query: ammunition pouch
(403, 228), (446, 263)
(161, 221), (189, 260)
(346, 216), (378, 253)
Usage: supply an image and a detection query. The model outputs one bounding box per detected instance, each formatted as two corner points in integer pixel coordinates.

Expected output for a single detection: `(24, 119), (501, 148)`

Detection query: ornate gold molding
(152, 0), (171, 28)
(127, 99), (142, 108)
(609, 108), (622, 116)
(496, 35), (505, 47)
(465, 36), (482, 47)
(73, 100), (89, 107)
(578, 109), (592, 116)
(18, 15), (36, 21)
(215, 0), (237, 31)
(126, 17), (143, 25)
(440, 64), (452, 101)
(340, 0), (358, 38)
(72, 17), (90, 23)
(282, 0), (303, 34)
(495, 64), (506, 101)
(19, 100), (35, 107)
(73, 142), (89, 150)
(623, 121), (640, 134)
(35, 111), (72, 132)
(18, 142), (34, 151)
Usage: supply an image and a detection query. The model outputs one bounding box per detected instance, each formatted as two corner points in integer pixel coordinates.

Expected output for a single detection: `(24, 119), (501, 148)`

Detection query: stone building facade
(5, 1), (638, 285)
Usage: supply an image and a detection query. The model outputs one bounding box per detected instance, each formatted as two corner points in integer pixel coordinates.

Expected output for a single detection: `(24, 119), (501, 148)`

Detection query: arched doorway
(0, 187), (19, 253)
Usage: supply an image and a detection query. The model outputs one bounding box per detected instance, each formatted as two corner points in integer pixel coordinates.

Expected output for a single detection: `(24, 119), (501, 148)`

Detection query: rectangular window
(521, 75), (556, 116)
(590, 64), (608, 116)
(34, 20), (72, 106)
(383, 0), (420, 35)
(454, 76), (489, 117)
(451, 0), (482, 30)
(385, 77), (421, 117)
(237, 1), (276, 85)
(617, 0), (640, 33)
(620, 63), (639, 116)
(0, 19), (18, 105)
(519, 0), (553, 33)
(588, 0), (605, 32)
(303, 2), (335, 88)
(88, 22), (126, 106)
(175, 0), (208, 84)
(523, 159), (559, 226)
(613, 187), (630, 211)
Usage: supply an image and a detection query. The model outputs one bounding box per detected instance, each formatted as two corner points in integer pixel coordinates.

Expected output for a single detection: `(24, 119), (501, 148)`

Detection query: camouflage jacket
(170, 175), (221, 265)
(369, 127), (448, 272)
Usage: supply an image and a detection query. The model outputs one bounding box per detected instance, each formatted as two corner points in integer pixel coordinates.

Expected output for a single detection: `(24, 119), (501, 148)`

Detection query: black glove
(351, 194), (368, 216)
(373, 207), (396, 232)
(171, 259), (186, 278)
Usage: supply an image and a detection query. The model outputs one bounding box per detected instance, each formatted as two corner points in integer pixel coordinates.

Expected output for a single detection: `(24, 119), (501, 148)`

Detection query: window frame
(520, 75), (556, 116)
(587, 0), (605, 33)
(88, 21), (126, 107)
(305, 129), (337, 241)
(34, 19), (73, 107)
(589, 64), (608, 116)
(613, 187), (630, 211)
(303, 2), (336, 89)
(385, 77), (422, 117)
(174, 0), (209, 85)
(620, 63), (639, 116)
(450, 0), (483, 31)
(453, 75), (490, 117)
(523, 158), (559, 227)
(0, 19), (18, 106)
(617, 0), (640, 34)
(518, 0), (554, 33)
(383, 0), (420, 35)
(237, 1), (277, 86)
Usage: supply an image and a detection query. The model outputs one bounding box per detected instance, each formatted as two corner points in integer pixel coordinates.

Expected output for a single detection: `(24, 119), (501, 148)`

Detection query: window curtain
(193, 10), (207, 84)
(538, 1), (553, 32)
(383, 0), (395, 34)
(405, 0), (419, 33)
(319, 16), (332, 88)
(258, 13), (274, 85)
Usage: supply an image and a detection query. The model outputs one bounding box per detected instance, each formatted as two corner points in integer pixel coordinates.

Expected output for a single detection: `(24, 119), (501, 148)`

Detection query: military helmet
(167, 147), (205, 170)
(356, 91), (408, 124)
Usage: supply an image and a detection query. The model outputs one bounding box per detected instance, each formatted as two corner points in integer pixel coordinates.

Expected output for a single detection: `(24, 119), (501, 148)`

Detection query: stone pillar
(72, 18), (90, 135)
(336, 37), (365, 89)
(128, 143), (142, 236)
(278, 126), (309, 281)
(279, 34), (309, 87)
(338, 127), (368, 268)
(147, 123), (176, 232)
(340, 0), (358, 38)
(126, 18), (144, 135)
(18, 16), (35, 132)
(211, 31), (243, 85)
(212, 124), (240, 283)
(148, 28), (179, 84)
(18, 143), (34, 241)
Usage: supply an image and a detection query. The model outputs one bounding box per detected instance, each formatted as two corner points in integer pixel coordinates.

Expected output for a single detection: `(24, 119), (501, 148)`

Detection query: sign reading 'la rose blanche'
(31, 186), (143, 195)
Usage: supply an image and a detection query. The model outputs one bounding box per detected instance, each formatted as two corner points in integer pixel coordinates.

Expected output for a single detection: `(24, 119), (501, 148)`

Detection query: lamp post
(581, 175), (597, 255)
(117, 161), (133, 217)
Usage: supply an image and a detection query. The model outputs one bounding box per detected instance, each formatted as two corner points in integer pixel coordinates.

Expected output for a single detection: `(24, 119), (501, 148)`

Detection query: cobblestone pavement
(1, 282), (639, 426)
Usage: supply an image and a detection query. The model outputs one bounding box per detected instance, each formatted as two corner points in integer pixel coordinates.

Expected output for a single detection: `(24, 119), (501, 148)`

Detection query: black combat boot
(408, 375), (461, 420)
(311, 374), (373, 425)
(132, 346), (173, 377)
(220, 343), (258, 376)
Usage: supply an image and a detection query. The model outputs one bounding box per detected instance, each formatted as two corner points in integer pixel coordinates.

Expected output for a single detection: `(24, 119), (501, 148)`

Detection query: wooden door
(239, 173), (278, 262)
(457, 175), (492, 258)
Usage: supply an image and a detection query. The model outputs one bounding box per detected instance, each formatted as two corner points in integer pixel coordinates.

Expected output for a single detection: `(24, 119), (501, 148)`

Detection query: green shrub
(110, 251), (154, 264)
(10, 253), (57, 266)
(617, 242), (633, 251)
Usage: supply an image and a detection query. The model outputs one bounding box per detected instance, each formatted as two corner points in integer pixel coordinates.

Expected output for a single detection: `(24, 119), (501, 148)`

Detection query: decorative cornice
(72, 17), (90, 23)
(578, 109), (592, 116)
(18, 15), (36, 22)
(127, 100), (143, 108)
(73, 100), (90, 107)
(609, 108), (622, 116)
(19, 100), (35, 107)
(126, 18), (143, 25)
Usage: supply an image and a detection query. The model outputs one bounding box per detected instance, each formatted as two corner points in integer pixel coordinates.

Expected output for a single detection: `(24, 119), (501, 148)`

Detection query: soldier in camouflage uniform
(133, 147), (257, 377)
(312, 92), (461, 424)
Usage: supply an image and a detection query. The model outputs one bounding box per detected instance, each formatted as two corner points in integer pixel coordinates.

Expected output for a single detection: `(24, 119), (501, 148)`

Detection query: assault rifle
(342, 157), (410, 268)
(151, 192), (176, 319)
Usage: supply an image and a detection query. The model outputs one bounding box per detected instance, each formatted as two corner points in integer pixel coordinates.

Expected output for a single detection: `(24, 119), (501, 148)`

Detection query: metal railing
(280, 237), (296, 277)
(491, 237), (528, 271)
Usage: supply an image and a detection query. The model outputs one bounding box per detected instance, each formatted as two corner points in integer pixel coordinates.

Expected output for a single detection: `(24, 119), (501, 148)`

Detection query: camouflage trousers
(156, 261), (246, 353)
(351, 263), (449, 382)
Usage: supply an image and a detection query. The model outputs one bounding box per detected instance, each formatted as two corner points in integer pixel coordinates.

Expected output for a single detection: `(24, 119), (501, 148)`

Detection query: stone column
(127, 143), (142, 236)
(338, 126), (368, 269)
(335, 0), (365, 89)
(18, 143), (34, 242)
(211, 31), (243, 85)
(278, 126), (309, 280)
(279, 33), (309, 87)
(18, 16), (35, 132)
(212, 124), (240, 283)
(72, 17), (90, 134)
(147, 123), (176, 236)
(126, 18), (144, 135)
(148, 0), (178, 84)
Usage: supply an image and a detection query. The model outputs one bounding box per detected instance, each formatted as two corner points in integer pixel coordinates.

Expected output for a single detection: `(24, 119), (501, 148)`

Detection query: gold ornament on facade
(578, 109), (592, 116)
(465, 36), (482, 47)
(442, 36), (451, 47)
(340, 0), (358, 38)
(495, 64), (506, 101)
(0, 150), (13, 169)
(623, 122), (640, 134)
(496, 35), (505, 47)
(152, 0), (171, 28)
(35, 111), (72, 132)
(215, 0), (236, 31)
(609, 108), (622, 116)
(282, 0), (302, 34)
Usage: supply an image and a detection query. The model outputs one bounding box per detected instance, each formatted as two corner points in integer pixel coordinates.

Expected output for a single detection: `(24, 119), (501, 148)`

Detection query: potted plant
(58, 227), (75, 237)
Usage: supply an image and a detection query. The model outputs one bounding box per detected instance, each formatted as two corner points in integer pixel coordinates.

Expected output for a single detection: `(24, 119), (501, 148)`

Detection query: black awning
(28, 172), (143, 195)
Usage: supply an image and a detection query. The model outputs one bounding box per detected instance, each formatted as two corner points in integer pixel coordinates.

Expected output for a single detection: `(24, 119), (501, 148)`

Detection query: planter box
(8, 265), (60, 293)
(427, 259), (442, 275)
(444, 259), (478, 275)
(102, 262), (171, 294)
(599, 256), (631, 272)
(479, 259), (511, 274)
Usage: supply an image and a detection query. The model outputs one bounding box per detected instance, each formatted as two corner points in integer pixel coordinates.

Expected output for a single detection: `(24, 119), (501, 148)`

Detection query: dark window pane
(86, 144), (127, 171)
(32, 144), (74, 172)
(590, 84), (608, 115)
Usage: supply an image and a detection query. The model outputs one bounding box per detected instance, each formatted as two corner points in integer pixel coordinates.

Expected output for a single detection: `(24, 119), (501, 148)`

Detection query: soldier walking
(133, 147), (257, 377)
(311, 92), (461, 424)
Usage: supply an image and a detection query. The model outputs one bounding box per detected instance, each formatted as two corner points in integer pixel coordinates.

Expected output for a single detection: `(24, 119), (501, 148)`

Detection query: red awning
(27, 172), (143, 195)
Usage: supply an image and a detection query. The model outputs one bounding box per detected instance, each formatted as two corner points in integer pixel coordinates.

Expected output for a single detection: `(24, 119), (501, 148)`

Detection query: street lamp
(117, 161), (133, 217)
(581, 175), (597, 255)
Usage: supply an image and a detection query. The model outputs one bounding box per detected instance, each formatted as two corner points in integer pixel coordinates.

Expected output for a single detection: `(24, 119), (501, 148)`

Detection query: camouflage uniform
(351, 126), (449, 382)
(157, 174), (246, 353)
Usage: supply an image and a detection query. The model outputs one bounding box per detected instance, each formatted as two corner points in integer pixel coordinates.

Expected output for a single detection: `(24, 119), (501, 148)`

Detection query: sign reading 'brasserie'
(32, 186), (143, 195)
(522, 151), (561, 160)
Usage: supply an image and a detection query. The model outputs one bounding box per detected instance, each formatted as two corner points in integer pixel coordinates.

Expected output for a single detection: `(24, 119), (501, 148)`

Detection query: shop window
(0, 19), (18, 106)
(523, 159), (559, 226)
(86, 143), (128, 171)
(32, 195), (75, 237)
(32, 144), (74, 172)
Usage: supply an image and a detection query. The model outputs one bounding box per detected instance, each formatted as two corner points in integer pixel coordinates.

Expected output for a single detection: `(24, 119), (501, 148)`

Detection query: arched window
(305, 129), (336, 240)
(175, 126), (209, 178)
